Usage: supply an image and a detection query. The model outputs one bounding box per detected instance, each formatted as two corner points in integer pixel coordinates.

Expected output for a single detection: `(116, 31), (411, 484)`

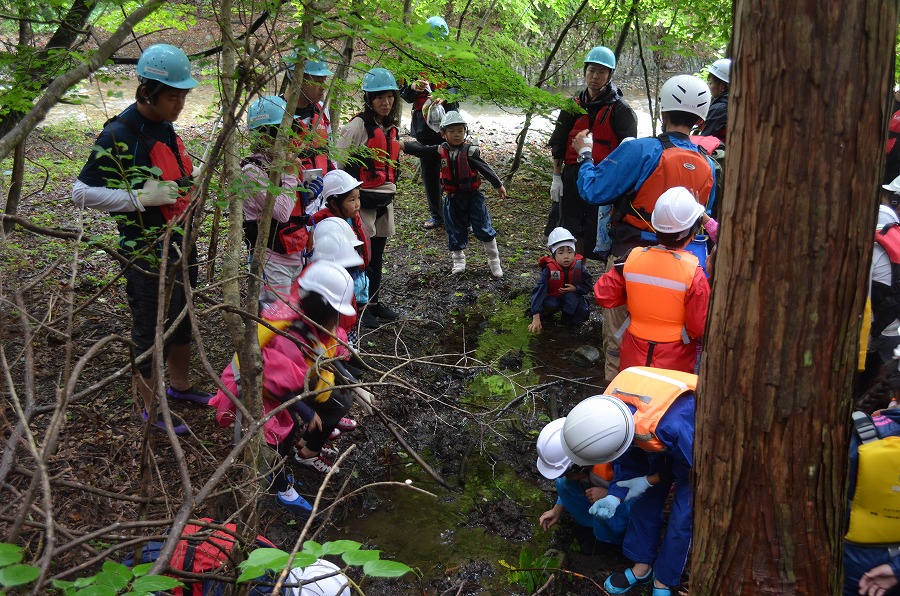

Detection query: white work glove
(136, 179), (179, 207)
(589, 494), (621, 519)
(618, 476), (652, 502)
(550, 174), (563, 202)
(579, 133), (594, 161)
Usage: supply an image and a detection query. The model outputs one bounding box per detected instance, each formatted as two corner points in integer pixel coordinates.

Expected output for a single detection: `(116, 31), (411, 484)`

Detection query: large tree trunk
(691, 1), (897, 593)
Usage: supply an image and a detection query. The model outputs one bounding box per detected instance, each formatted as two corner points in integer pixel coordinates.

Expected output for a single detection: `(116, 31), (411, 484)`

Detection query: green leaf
(93, 564), (131, 591)
(319, 540), (361, 555)
(131, 574), (183, 591)
(240, 548), (291, 569)
(341, 549), (381, 566)
(74, 574), (97, 588)
(301, 540), (324, 557)
(51, 579), (76, 590)
(362, 560), (412, 578)
(131, 563), (153, 577)
(0, 563), (40, 586)
(0, 543), (23, 567)
(74, 585), (117, 596)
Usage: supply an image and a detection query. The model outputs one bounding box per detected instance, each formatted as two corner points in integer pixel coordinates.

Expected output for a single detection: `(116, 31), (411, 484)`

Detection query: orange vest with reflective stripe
(605, 366), (698, 452)
(623, 247), (699, 343)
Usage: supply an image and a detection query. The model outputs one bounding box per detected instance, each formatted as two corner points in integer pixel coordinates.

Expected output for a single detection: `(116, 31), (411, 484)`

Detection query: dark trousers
(367, 236), (387, 303)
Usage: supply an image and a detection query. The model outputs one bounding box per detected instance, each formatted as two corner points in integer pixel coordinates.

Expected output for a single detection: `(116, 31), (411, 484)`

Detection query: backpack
(122, 518), (276, 595)
(845, 412), (900, 545)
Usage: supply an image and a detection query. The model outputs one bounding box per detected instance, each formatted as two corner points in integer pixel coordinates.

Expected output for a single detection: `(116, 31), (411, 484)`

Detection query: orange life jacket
(563, 100), (620, 165)
(623, 246), (699, 343)
(605, 366), (698, 452)
(621, 135), (714, 232)
(538, 255), (585, 296)
(589, 463), (614, 487)
(293, 103), (331, 172)
(350, 113), (399, 188)
(439, 143), (481, 193)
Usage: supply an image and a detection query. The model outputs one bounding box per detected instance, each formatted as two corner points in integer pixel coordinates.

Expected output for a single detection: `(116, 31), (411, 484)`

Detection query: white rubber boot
(483, 239), (503, 278)
(451, 250), (466, 274)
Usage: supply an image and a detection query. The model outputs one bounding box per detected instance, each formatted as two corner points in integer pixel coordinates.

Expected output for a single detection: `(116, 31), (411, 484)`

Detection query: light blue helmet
(361, 67), (398, 92)
(426, 16), (449, 39)
(287, 45), (333, 77)
(584, 46), (616, 70)
(136, 44), (199, 89)
(247, 95), (287, 129)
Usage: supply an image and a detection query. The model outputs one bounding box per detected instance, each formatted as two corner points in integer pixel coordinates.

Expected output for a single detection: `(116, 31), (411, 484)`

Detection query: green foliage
(92, 2), (196, 35)
(499, 547), (560, 593)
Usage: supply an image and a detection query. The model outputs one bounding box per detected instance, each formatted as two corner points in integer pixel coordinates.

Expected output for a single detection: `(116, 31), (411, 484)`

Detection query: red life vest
(293, 102), (331, 172)
(353, 113), (399, 188)
(538, 255), (585, 296)
(240, 156), (310, 255)
(621, 134), (714, 232)
(888, 108), (900, 155)
(605, 366), (697, 452)
(872, 223), (900, 335)
(439, 143), (481, 193)
(689, 135), (724, 155)
(310, 208), (372, 268)
(623, 246), (699, 343)
(563, 99), (620, 165)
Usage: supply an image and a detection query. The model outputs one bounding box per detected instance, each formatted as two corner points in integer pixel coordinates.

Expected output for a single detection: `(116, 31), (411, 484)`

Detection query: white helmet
(314, 217), (363, 248)
(561, 395), (634, 465)
(286, 559), (350, 596)
(659, 75), (711, 121)
(651, 186), (705, 235)
(440, 110), (467, 129)
(321, 170), (362, 201)
(311, 232), (364, 268)
(297, 261), (355, 316)
(708, 58), (731, 84)
(546, 227), (576, 254)
(536, 418), (571, 479)
(884, 174), (900, 194)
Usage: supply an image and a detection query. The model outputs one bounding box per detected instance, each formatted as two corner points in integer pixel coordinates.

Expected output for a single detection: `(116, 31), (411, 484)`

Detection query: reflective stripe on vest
(439, 143), (481, 193)
(623, 247), (699, 343)
(606, 366), (697, 452)
(622, 135), (714, 232)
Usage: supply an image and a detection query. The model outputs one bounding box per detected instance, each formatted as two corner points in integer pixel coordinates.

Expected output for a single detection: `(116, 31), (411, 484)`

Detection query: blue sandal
(603, 568), (652, 594)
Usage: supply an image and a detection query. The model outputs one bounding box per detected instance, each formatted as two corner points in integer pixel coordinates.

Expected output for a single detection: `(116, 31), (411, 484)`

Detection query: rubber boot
(483, 239), (503, 278)
(451, 250), (466, 274)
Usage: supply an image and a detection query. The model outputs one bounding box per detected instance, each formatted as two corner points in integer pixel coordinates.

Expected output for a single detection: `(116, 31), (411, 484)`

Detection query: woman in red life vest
(72, 44), (210, 435)
(594, 187), (711, 374)
(336, 67), (403, 329)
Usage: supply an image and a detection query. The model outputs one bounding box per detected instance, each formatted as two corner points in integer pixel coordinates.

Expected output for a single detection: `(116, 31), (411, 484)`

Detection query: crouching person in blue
(561, 366), (696, 595)
(843, 368), (900, 596)
(535, 418), (630, 545)
(529, 227), (593, 333)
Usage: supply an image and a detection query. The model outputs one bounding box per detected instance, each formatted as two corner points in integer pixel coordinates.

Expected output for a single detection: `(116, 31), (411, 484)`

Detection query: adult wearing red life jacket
(574, 74), (717, 382)
(336, 67), (402, 328)
(560, 367), (697, 596)
(72, 44), (210, 435)
(399, 16), (461, 230)
(547, 46), (637, 254)
(594, 187), (711, 374)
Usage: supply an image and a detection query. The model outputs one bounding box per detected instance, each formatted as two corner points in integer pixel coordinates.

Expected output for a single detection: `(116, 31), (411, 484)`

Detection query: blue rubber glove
(618, 476), (652, 502)
(589, 495), (621, 519)
(304, 176), (324, 200)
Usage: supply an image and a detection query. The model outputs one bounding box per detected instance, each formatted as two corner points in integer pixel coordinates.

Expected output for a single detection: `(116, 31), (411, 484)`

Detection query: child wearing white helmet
(401, 110), (508, 278)
(210, 260), (356, 504)
(242, 95), (320, 306)
(72, 43), (210, 435)
(594, 187), (711, 374)
(699, 58), (731, 142)
(528, 227), (594, 333)
(535, 418), (631, 548)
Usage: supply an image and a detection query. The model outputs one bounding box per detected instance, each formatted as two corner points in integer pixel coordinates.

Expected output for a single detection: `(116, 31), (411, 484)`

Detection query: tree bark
(691, 1), (897, 593)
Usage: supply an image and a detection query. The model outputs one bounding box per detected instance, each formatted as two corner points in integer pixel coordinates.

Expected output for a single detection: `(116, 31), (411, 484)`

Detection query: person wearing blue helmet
(71, 43), (209, 435)
(335, 67), (403, 328)
(546, 46), (637, 259)
(240, 95), (313, 305)
(284, 45), (336, 190)
(399, 16), (460, 231)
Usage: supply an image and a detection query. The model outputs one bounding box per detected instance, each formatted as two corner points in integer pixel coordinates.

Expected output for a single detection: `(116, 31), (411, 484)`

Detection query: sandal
(603, 568), (652, 594)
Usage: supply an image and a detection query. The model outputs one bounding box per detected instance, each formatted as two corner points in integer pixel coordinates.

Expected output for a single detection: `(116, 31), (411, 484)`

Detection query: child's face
(441, 124), (467, 146)
(554, 245), (576, 268)
(333, 188), (361, 218)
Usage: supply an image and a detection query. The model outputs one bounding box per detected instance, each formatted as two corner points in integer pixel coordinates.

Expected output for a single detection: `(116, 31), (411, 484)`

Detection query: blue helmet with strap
(361, 67), (398, 92)
(287, 45), (333, 78)
(584, 46), (616, 70)
(136, 44), (199, 89)
(247, 95), (287, 129)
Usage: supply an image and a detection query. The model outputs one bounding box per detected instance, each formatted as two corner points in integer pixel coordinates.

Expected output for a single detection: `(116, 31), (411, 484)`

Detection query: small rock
(571, 344), (601, 367)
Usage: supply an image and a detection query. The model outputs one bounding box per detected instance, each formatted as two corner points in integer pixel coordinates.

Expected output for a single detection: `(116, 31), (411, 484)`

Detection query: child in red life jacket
(401, 111), (507, 278)
(209, 261), (356, 509)
(529, 227), (594, 333)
